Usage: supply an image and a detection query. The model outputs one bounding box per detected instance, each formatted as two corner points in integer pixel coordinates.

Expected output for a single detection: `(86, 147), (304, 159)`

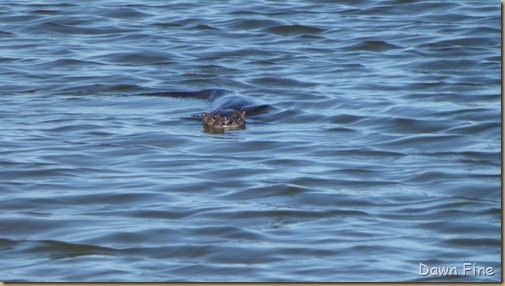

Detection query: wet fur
(142, 89), (268, 131)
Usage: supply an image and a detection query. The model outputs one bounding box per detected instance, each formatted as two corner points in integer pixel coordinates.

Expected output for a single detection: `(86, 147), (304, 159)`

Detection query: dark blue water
(0, 0), (501, 282)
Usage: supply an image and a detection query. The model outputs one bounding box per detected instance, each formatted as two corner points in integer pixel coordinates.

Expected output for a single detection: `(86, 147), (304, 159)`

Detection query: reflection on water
(0, 0), (500, 282)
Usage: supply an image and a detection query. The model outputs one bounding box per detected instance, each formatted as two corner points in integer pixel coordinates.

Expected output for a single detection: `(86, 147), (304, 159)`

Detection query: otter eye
(212, 116), (217, 120)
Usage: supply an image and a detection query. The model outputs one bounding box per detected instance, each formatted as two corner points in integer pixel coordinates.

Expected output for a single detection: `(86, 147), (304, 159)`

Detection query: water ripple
(0, 0), (499, 282)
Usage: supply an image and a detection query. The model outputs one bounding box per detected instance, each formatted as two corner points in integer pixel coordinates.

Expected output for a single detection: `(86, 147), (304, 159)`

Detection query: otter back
(141, 89), (269, 132)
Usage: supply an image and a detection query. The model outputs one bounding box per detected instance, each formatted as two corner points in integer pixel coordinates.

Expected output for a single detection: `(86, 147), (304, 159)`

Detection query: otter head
(202, 110), (246, 130)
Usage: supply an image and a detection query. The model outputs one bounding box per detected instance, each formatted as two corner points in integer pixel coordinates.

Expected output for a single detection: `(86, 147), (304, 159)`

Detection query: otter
(142, 89), (269, 132)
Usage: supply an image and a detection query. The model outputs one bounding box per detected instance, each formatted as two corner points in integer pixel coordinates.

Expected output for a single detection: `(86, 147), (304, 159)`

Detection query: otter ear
(202, 112), (208, 119)
(241, 110), (247, 118)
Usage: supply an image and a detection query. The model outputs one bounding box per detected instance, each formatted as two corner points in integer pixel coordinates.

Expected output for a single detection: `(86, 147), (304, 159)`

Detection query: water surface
(0, 0), (501, 282)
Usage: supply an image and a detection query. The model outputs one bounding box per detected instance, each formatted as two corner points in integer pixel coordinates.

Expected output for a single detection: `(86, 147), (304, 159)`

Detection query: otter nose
(221, 116), (232, 125)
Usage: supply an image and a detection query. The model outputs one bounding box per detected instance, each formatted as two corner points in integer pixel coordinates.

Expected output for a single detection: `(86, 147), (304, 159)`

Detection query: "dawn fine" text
(419, 263), (494, 277)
